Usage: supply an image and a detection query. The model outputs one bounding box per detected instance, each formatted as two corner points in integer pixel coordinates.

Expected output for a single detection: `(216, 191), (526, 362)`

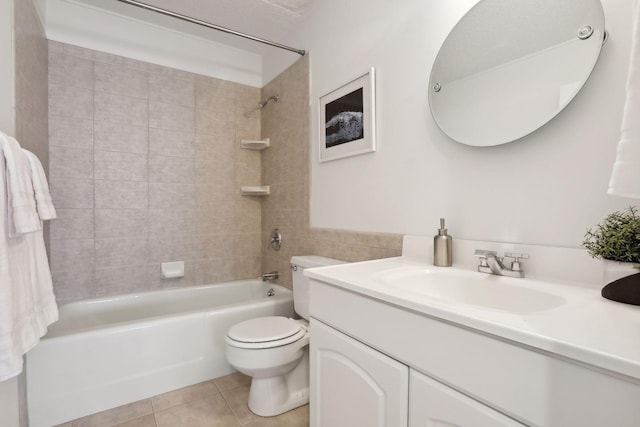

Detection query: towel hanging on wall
(23, 149), (57, 221)
(0, 130), (58, 381)
(609, 0), (640, 198)
(0, 132), (41, 235)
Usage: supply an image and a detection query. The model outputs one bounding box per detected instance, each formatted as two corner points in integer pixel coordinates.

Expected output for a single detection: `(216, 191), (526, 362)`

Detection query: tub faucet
(474, 250), (528, 278)
(261, 271), (279, 281)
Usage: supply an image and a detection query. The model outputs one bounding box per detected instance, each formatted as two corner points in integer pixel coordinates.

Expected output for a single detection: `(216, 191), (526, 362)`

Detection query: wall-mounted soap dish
(241, 185), (270, 196)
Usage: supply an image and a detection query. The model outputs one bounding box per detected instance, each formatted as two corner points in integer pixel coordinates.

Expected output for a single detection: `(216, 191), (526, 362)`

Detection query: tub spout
(261, 271), (279, 281)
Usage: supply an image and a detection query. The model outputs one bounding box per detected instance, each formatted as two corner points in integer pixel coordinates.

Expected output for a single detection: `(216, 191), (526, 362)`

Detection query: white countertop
(306, 256), (640, 381)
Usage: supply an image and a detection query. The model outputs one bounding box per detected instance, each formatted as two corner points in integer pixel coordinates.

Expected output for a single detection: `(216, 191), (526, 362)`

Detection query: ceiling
(74, 0), (314, 56)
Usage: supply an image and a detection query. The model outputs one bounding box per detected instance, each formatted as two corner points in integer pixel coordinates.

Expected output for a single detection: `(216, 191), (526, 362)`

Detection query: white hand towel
(0, 131), (41, 235)
(609, 0), (640, 198)
(23, 150), (57, 220)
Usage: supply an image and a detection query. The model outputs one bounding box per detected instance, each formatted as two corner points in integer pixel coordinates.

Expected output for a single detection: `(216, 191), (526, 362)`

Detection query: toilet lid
(227, 316), (302, 343)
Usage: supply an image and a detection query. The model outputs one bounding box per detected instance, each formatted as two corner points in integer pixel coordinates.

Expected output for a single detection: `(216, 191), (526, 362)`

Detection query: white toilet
(225, 255), (345, 417)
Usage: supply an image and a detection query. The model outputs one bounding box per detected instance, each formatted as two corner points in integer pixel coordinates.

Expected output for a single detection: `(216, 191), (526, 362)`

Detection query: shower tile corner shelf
(241, 185), (270, 196)
(240, 137), (270, 195)
(241, 138), (270, 150)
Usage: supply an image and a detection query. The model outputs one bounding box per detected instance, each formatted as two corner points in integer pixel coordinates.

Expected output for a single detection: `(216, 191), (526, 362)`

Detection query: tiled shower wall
(13, 1), (49, 426)
(260, 56), (403, 288)
(14, 0), (48, 175)
(48, 41), (263, 302)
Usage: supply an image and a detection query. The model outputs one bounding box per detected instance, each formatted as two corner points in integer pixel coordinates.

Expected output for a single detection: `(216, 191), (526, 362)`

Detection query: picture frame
(319, 68), (376, 162)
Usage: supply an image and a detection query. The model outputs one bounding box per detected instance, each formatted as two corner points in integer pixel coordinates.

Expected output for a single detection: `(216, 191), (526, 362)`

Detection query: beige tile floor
(54, 373), (309, 427)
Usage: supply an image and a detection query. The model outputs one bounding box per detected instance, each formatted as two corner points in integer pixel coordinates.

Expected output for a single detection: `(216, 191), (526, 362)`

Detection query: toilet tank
(290, 255), (346, 320)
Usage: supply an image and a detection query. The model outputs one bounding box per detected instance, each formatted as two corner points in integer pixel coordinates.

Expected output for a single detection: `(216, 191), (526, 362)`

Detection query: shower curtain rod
(115, 0), (306, 56)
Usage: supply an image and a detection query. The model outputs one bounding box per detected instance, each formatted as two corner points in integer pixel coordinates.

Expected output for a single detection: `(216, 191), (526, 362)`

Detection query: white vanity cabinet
(409, 370), (523, 427)
(311, 316), (521, 427)
(309, 277), (640, 427)
(310, 319), (408, 427)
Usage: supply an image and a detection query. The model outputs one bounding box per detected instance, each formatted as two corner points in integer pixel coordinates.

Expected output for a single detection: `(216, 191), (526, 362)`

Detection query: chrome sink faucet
(474, 250), (529, 278)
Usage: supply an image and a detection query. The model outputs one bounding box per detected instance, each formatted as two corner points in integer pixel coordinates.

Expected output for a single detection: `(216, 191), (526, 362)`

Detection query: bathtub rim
(56, 278), (291, 308)
(45, 280), (293, 340)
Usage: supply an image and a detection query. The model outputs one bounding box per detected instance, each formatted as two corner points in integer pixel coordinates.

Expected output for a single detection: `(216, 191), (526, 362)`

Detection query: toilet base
(247, 348), (309, 417)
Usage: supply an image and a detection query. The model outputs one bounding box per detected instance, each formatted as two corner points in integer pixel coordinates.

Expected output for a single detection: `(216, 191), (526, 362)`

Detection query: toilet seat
(226, 316), (307, 349)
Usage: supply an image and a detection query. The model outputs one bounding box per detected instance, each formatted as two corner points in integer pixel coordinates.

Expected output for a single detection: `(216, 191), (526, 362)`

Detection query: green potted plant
(582, 206), (640, 305)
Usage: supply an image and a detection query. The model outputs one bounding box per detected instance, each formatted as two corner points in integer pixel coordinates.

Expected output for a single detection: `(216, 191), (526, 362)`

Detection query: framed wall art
(319, 68), (376, 162)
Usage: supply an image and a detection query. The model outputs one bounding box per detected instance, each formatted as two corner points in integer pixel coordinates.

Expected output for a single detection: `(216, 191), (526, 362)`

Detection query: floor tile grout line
(150, 386), (223, 414)
(152, 393), (244, 427)
(219, 389), (243, 425)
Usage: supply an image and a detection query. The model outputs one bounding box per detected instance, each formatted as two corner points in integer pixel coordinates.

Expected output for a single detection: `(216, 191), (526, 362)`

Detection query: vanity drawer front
(410, 369), (525, 427)
(310, 279), (640, 427)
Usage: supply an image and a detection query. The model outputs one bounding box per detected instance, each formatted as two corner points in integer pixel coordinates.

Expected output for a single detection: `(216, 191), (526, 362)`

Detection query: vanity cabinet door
(310, 319), (409, 427)
(409, 370), (525, 427)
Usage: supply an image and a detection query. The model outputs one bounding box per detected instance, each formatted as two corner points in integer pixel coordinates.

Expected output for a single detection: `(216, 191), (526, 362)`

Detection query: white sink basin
(374, 267), (567, 313)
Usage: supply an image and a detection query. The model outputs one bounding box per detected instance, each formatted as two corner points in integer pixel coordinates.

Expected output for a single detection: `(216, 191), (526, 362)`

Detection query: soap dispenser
(434, 218), (452, 267)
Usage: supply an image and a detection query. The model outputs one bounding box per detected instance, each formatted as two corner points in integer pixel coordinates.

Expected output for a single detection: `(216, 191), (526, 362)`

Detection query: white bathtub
(26, 280), (294, 427)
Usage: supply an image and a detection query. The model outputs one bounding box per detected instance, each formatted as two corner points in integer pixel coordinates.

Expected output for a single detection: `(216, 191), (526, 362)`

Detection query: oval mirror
(429, 0), (606, 146)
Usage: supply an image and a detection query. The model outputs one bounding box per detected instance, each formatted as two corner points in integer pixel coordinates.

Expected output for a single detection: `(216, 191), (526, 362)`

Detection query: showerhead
(258, 95), (279, 108)
(243, 95), (280, 118)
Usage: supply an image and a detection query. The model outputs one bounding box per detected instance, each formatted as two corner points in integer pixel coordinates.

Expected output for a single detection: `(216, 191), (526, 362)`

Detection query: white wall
(32, 0), (45, 27)
(0, 0), (15, 135)
(46, 0), (263, 87)
(265, 0), (636, 248)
